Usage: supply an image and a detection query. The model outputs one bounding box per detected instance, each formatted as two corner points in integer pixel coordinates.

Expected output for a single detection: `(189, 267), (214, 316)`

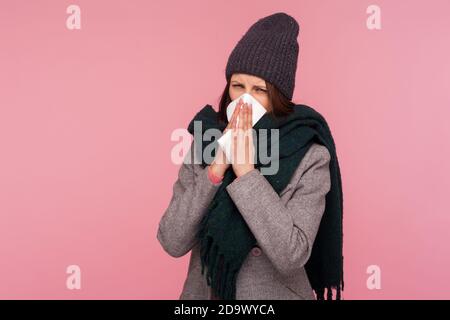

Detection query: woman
(157, 12), (344, 300)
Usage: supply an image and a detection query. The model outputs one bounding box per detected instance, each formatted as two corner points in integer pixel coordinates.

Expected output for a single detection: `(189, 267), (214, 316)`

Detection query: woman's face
(229, 73), (271, 112)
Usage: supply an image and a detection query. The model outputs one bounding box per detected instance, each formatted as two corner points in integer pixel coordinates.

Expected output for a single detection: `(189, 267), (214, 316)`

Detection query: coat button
(251, 246), (262, 257)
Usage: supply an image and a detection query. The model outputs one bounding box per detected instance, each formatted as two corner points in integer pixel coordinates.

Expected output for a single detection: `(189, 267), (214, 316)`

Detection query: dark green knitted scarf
(186, 103), (344, 300)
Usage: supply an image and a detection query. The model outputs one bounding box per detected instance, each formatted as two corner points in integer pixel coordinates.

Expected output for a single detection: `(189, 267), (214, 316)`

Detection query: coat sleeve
(157, 140), (222, 257)
(225, 144), (332, 277)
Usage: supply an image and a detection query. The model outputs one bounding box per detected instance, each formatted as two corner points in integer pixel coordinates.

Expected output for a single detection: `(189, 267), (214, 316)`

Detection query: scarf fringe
(314, 284), (343, 300)
(199, 232), (239, 300)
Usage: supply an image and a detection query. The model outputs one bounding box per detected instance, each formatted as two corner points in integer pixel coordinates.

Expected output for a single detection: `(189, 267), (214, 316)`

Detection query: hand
(231, 101), (255, 178)
(209, 98), (244, 178)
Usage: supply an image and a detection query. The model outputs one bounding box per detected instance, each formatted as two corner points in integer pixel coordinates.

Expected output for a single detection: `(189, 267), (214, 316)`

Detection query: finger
(225, 99), (242, 133)
(229, 99), (242, 125)
(239, 105), (248, 164)
(230, 100), (244, 164)
(232, 126), (238, 164)
(238, 103), (246, 130)
(242, 104), (247, 132)
(230, 104), (241, 131)
(232, 106), (240, 130)
(237, 126), (245, 165)
(237, 100), (245, 128)
(225, 107), (238, 133)
(244, 126), (249, 163)
(245, 103), (250, 130)
(248, 103), (253, 129)
(247, 104), (254, 163)
(244, 106), (251, 163)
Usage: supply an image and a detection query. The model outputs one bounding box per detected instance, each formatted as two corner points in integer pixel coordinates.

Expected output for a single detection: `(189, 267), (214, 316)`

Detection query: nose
(246, 90), (255, 98)
(241, 91), (254, 100)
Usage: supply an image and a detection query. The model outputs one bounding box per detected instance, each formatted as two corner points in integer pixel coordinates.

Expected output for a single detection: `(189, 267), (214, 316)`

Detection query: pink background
(1, 0), (449, 299)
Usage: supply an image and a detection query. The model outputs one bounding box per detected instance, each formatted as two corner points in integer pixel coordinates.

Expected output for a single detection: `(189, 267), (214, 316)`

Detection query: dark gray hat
(225, 12), (300, 100)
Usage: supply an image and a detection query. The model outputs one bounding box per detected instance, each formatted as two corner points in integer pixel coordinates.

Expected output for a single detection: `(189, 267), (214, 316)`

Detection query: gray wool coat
(157, 139), (331, 300)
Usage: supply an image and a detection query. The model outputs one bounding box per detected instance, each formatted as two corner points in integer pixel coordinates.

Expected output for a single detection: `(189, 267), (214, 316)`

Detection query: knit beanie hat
(225, 12), (300, 100)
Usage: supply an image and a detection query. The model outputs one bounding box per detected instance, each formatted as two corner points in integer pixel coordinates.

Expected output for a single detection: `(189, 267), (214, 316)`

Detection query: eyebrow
(231, 80), (267, 89)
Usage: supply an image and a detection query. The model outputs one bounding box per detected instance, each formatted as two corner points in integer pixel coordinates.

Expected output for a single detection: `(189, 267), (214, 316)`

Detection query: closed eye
(232, 84), (267, 92)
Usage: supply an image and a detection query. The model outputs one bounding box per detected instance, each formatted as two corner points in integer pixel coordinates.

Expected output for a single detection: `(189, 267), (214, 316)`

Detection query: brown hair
(217, 78), (295, 125)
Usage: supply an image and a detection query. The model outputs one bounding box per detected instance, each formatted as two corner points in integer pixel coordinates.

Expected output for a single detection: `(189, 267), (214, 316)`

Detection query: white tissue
(217, 93), (267, 163)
